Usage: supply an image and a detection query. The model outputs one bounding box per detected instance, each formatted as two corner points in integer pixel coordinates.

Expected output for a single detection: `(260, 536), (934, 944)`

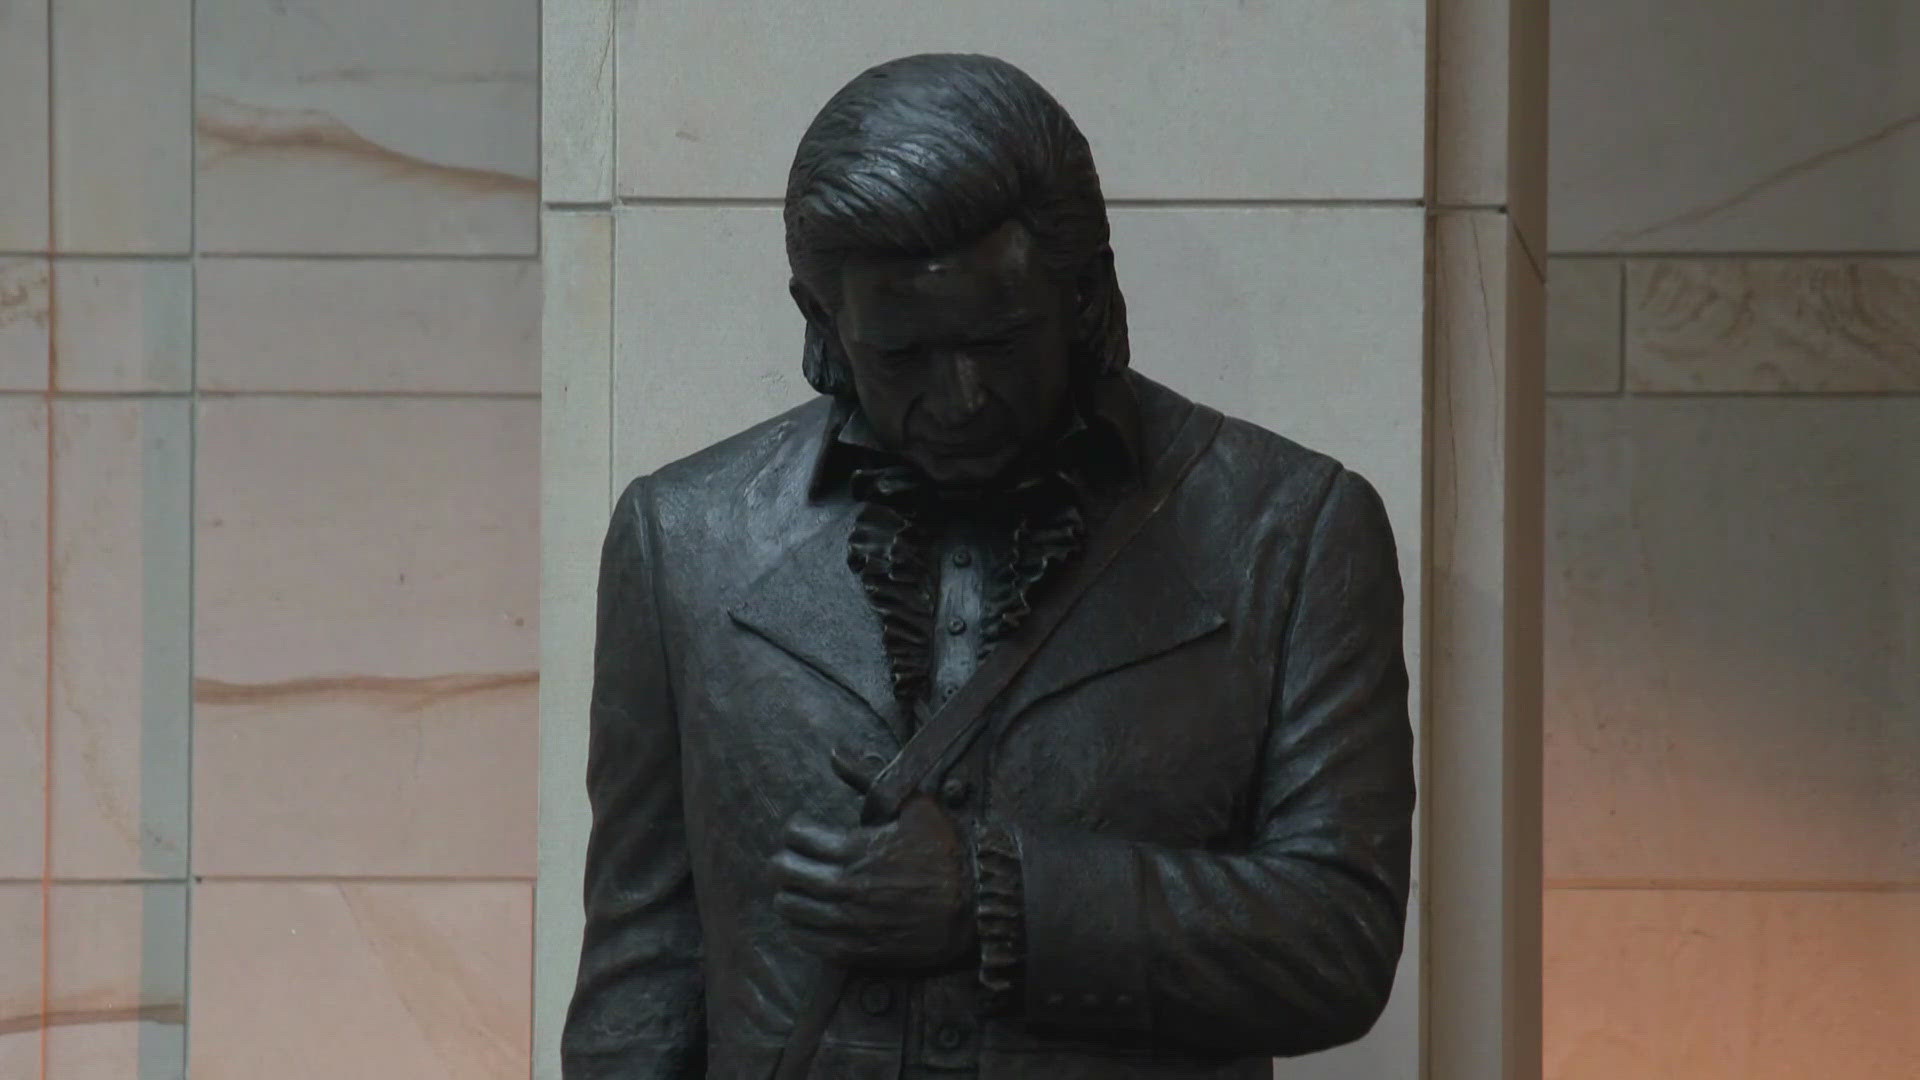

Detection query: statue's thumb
(829, 748), (878, 797)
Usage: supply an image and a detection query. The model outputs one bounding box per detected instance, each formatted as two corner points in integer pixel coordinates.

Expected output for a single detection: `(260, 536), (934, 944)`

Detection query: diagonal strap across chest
(858, 401), (1222, 825)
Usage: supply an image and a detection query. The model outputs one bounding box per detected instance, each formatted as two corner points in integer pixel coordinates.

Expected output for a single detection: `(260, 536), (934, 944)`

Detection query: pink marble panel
(196, 257), (539, 393)
(0, 885), (41, 1077)
(0, 258), (51, 391)
(0, 0), (49, 252)
(50, 400), (191, 879)
(51, 260), (193, 392)
(1546, 888), (1920, 1079)
(1547, 399), (1920, 884)
(0, 400), (48, 880)
(52, 0), (192, 253)
(195, 0), (537, 254)
(193, 398), (537, 877)
(45, 884), (186, 1079)
(189, 882), (531, 1080)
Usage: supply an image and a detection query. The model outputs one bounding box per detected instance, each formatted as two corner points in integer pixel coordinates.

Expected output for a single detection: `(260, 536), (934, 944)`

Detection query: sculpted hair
(784, 53), (1129, 398)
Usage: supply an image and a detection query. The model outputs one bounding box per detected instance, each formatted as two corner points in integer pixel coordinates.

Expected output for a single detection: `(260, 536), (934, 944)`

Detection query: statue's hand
(771, 781), (977, 970)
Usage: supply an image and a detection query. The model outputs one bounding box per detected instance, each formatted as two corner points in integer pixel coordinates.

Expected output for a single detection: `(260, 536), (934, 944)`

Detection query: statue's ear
(790, 278), (832, 330)
(791, 278), (855, 398)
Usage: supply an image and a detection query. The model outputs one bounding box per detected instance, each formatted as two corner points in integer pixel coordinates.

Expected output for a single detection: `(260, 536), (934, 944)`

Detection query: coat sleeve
(1012, 468), (1416, 1057)
(561, 476), (707, 1078)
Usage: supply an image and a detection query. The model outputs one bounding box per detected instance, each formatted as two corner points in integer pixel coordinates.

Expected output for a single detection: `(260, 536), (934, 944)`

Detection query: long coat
(562, 373), (1415, 1079)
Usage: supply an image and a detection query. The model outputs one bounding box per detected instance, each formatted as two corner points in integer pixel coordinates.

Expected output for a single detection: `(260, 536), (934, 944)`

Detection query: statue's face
(832, 219), (1074, 486)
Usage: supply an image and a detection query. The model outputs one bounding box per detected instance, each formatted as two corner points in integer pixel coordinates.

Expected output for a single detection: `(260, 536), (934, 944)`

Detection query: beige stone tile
(0, 884), (42, 1076)
(51, 0), (191, 253)
(615, 1), (1426, 200)
(1627, 259), (1920, 393)
(196, 0), (537, 254)
(52, 259), (193, 392)
(1547, 259), (1621, 394)
(1506, 0), (1547, 261)
(541, 0), (614, 204)
(0, 257), (51, 391)
(0, 400), (47, 880)
(611, 203), (1427, 560)
(1427, 211), (1546, 1080)
(196, 257), (540, 393)
(1546, 399), (1920, 884)
(45, 884), (185, 1079)
(1114, 207), (1427, 547)
(50, 400), (191, 879)
(609, 206), (813, 482)
(533, 210), (611, 1076)
(1545, 889), (1920, 1079)
(1434, 0), (1510, 207)
(193, 398), (537, 877)
(190, 882), (531, 1080)
(0, 0), (49, 251)
(1552, 0), (1920, 251)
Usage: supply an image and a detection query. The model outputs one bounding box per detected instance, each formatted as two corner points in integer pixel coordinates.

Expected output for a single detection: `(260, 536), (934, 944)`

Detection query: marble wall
(541, 2), (1543, 1079)
(1544, 2), (1920, 1076)
(0, 1), (540, 1076)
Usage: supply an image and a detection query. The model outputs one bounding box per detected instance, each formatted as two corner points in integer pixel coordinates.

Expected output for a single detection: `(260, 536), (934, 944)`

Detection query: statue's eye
(971, 339), (1016, 359)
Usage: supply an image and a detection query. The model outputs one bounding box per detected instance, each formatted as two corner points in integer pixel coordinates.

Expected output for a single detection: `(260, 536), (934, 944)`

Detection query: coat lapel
(728, 469), (1228, 747)
(996, 510), (1227, 726)
(728, 504), (905, 743)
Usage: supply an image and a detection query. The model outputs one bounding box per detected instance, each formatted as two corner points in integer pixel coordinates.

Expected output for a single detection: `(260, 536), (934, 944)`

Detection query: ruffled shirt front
(810, 377), (1142, 1012)
(816, 376), (1143, 722)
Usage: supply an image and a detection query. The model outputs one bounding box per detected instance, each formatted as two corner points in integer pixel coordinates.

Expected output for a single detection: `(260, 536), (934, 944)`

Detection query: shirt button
(947, 616), (967, 635)
(940, 777), (972, 808)
(951, 549), (972, 568)
(934, 1022), (968, 1049)
(858, 980), (895, 1016)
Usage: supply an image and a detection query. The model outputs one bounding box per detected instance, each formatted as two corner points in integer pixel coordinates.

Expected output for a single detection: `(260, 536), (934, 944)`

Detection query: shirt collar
(807, 374), (1143, 502)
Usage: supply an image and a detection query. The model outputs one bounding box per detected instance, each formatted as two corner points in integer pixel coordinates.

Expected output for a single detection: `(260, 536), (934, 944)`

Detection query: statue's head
(785, 53), (1127, 485)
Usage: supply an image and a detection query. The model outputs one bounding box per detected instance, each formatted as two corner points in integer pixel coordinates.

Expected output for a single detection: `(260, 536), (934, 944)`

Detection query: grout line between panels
(1550, 249), (1920, 260)
(1548, 879), (1920, 894)
(183, 0), (199, 1072)
(39, 0), (58, 1072)
(0, 249), (542, 261)
(612, 195), (1431, 210)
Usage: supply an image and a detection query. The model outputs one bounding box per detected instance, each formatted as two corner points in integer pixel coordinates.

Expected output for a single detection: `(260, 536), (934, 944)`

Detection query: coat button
(858, 980), (894, 1015)
(1081, 992), (1101, 1008)
(940, 777), (972, 808)
(934, 1022), (968, 1049)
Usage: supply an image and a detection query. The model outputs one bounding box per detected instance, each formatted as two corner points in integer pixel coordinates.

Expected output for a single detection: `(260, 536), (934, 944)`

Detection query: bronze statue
(563, 53), (1414, 1079)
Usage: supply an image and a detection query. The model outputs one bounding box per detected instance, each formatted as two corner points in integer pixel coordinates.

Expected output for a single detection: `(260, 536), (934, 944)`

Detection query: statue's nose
(927, 353), (990, 423)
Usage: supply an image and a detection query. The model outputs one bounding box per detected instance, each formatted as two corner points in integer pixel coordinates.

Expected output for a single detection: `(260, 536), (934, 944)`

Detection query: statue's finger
(782, 819), (860, 862)
(773, 890), (855, 932)
(769, 848), (852, 899)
